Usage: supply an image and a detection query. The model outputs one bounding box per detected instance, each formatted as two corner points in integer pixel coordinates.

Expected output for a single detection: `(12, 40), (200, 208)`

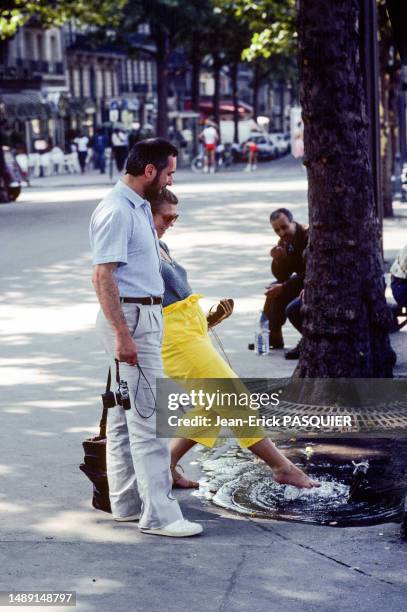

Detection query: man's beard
(144, 175), (163, 201)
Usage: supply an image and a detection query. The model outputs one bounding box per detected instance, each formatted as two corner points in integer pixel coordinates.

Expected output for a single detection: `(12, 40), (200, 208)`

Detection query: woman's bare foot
(272, 461), (320, 489)
(248, 439), (320, 489)
(171, 465), (199, 489)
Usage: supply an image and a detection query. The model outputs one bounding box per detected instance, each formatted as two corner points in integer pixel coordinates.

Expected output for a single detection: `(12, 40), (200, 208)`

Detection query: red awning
(185, 99), (253, 116)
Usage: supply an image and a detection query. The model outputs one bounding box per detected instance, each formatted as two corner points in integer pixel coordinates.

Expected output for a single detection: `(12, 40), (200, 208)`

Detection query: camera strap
(115, 358), (120, 386)
(99, 368), (112, 438)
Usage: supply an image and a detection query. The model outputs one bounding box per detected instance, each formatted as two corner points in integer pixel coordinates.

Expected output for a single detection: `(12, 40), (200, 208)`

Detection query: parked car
(238, 133), (279, 161)
(269, 132), (290, 156)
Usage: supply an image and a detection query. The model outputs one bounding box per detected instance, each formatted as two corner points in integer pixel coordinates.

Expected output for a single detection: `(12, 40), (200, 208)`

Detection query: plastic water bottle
(255, 312), (269, 355)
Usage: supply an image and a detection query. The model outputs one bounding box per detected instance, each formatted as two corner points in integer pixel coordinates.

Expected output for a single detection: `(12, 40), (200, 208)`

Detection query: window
(139, 60), (146, 83)
(50, 35), (59, 62)
(24, 32), (33, 59)
(73, 68), (81, 98)
(104, 70), (112, 97)
(82, 66), (90, 97)
(96, 68), (103, 99)
(127, 60), (132, 91)
(36, 34), (44, 60)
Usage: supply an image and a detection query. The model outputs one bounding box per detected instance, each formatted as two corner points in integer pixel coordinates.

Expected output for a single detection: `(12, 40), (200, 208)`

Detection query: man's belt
(120, 296), (162, 305)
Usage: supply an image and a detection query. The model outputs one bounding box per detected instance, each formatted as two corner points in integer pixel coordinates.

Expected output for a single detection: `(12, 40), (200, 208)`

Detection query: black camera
(101, 380), (131, 411)
(118, 379), (131, 410)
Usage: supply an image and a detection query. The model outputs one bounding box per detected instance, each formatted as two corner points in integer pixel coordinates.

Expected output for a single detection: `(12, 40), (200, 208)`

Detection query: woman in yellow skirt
(151, 188), (319, 490)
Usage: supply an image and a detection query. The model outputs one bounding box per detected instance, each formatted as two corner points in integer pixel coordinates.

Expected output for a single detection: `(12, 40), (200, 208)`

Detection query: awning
(0, 92), (54, 120)
(184, 98), (253, 117)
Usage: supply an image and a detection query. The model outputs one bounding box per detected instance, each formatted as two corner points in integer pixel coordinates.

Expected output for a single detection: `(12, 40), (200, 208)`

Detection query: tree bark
(296, 0), (395, 378)
(231, 61), (239, 143)
(252, 63), (260, 122)
(191, 36), (201, 113)
(0, 126), (9, 202)
(212, 53), (222, 127)
(154, 28), (169, 138)
(378, 2), (394, 218)
(380, 69), (394, 218)
(279, 79), (285, 132)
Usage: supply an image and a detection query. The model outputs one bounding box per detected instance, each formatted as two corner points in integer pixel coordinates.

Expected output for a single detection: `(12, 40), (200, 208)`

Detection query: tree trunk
(252, 63), (260, 122)
(378, 2), (394, 218)
(0, 126), (9, 202)
(279, 79), (285, 132)
(296, 0), (395, 378)
(380, 69), (394, 218)
(191, 36), (201, 113)
(190, 37), (202, 156)
(212, 53), (222, 127)
(231, 61), (239, 143)
(154, 28), (169, 138)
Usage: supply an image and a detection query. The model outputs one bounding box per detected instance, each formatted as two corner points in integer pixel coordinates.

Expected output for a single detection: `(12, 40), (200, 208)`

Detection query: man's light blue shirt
(89, 180), (164, 297)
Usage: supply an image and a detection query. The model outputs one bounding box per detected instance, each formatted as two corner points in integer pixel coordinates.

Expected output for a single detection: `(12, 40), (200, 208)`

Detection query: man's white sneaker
(140, 519), (203, 537)
(114, 514), (140, 522)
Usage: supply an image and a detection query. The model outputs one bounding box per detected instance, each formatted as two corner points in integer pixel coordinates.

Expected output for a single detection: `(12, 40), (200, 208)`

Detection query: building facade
(0, 23), (68, 152)
(0, 22), (159, 152)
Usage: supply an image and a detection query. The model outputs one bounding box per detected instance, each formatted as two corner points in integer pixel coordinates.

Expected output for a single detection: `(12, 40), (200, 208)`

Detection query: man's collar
(117, 179), (147, 208)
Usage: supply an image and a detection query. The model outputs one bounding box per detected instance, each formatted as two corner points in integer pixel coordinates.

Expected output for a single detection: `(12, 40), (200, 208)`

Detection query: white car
(239, 133), (279, 161)
(268, 133), (290, 156)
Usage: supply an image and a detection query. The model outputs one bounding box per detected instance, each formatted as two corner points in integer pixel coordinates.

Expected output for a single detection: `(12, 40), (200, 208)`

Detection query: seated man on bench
(263, 208), (308, 349)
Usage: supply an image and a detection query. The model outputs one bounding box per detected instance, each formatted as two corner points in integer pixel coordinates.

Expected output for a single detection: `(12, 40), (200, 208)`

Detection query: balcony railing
(13, 59), (65, 75)
(132, 83), (148, 93)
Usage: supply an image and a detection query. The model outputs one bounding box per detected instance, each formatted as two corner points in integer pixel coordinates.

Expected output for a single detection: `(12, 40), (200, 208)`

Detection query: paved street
(0, 158), (406, 611)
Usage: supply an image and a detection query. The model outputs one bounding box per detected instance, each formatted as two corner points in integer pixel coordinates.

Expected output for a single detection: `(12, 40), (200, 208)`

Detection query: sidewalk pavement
(1, 157), (407, 611)
(25, 159), (258, 189)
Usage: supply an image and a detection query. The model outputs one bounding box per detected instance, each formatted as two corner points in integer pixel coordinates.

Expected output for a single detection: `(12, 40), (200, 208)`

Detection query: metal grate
(246, 379), (407, 435)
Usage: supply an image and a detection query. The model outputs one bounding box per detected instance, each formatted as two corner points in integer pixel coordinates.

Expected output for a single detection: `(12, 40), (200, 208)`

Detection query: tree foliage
(0, 0), (123, 39)
(221, 0), (297, 60)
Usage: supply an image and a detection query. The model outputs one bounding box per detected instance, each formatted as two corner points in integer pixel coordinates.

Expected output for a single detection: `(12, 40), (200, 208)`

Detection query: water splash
(195, 439), (406, 527)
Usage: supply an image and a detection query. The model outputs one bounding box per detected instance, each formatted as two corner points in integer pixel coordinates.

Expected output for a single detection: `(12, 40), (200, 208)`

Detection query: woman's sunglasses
(161, 213), (179, 224)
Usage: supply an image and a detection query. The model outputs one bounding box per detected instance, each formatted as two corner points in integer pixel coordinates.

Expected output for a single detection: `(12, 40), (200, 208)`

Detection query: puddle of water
(195, 438), (407, 527)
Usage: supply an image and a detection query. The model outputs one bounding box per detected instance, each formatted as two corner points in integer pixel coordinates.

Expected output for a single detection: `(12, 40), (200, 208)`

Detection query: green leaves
(216, 0), (297, 59)
(0, 0), (125, 39)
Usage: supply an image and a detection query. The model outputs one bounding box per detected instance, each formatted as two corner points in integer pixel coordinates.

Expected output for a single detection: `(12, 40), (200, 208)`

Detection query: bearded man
(89, 138), (202, 538)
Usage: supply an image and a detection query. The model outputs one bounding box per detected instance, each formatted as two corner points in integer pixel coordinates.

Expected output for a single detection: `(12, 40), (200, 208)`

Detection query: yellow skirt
(162, 294), (266, 448)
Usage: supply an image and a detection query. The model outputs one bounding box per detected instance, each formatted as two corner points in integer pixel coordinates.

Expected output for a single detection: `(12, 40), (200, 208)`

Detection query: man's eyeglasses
(161, 213), (179, 224)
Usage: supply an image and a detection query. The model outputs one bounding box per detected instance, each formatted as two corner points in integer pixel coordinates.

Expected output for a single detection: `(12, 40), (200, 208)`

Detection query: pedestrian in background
(111, 128), (128, 173)
(198, 120), (218, 174)
(94, 129), (107, 174)
(74, 132), (90, 173)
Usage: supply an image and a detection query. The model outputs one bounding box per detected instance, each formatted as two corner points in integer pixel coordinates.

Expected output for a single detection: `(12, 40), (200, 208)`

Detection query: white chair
(28, 153), (40, 178)
(16, 153), (29, 173)
(39, 152), (52, 177)
(15, 153), (30, 184)
(50, 147), (65, 174)
(64, 152), (80, 173)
